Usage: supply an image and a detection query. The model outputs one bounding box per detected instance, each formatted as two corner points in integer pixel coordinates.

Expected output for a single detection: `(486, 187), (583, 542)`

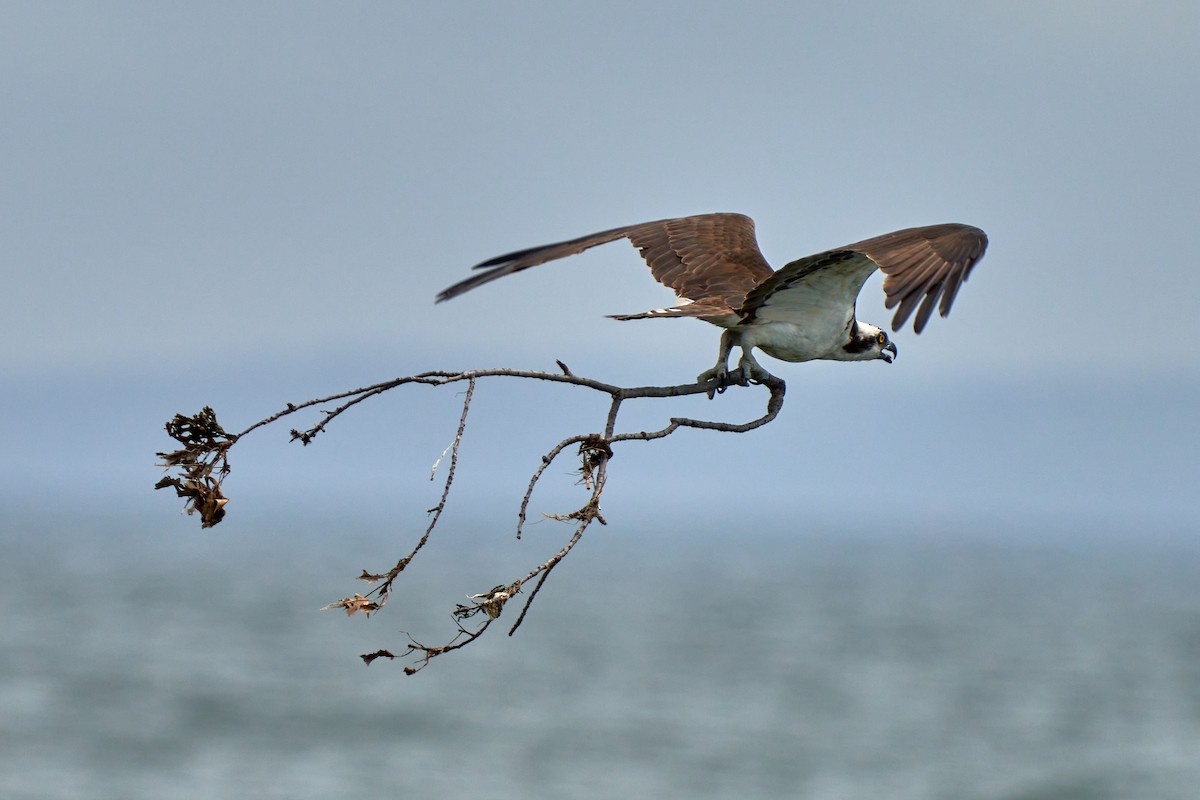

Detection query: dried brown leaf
(321, 593), (385, 617)
(361, 649), (395, 666)
(357, 570), (387, 583)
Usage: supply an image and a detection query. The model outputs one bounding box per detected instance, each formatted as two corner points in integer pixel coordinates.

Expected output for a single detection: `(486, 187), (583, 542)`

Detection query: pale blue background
(3, 1), (1196, 534)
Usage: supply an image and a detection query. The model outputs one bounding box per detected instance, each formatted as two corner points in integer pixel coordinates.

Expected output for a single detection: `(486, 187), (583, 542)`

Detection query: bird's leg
(735, 347), (774, 384)
(696, 330), (735, 396)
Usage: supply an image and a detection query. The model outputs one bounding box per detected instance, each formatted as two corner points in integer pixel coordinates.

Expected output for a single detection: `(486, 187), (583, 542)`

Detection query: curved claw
(698, 347), (776, 397)
(697, 364), (730, 398)
(736, 353), (774, 385)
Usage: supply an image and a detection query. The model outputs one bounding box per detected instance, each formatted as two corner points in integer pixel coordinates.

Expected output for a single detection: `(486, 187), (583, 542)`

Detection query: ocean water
(2, 517), (1199, 799)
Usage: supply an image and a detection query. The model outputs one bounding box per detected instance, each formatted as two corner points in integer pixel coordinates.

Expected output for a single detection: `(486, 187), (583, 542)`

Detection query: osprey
(437, 213), (988, 385)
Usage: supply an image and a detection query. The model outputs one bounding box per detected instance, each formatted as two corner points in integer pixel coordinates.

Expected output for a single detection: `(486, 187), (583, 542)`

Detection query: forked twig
(156, 366), (785, 672)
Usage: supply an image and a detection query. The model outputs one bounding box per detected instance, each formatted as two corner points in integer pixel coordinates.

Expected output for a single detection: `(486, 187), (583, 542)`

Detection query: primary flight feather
(437, 213), (988, 385)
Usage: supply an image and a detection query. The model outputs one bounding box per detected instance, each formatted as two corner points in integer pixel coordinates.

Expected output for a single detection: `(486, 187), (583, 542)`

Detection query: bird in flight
(437, 213), (988, 386)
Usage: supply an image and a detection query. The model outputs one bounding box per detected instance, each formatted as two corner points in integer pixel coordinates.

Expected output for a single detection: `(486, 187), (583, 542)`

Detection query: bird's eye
(876, 332), (887, 345)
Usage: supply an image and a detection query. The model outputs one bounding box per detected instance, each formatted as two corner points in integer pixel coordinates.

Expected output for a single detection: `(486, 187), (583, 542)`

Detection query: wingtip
(436, 272), (493, 303)
(434, 285), (462, 304)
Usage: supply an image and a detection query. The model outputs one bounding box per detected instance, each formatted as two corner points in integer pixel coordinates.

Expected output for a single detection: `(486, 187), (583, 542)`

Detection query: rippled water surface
(3, 519), (1198, 799)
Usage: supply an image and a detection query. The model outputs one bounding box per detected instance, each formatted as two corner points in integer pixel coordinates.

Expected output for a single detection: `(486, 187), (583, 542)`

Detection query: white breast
(736, 313), (851, 363)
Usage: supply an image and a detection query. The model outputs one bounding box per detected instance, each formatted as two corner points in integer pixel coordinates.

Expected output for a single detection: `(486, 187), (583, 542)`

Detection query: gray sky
(2, 2), (1197, 537)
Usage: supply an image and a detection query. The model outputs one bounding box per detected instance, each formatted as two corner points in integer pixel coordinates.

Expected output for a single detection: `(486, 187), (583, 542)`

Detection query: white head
(840, 321), (898, 363)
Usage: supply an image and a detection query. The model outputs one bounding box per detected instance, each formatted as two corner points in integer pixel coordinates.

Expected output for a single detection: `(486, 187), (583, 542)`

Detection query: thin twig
(516, 433), (593, 539)
(367, 377), (476, 599)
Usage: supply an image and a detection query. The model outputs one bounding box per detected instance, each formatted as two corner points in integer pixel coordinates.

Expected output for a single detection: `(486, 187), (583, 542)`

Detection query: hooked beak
(881, 341), (897, 364)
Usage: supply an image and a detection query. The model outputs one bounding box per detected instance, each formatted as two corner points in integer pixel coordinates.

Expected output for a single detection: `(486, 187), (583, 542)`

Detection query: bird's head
(844, 322), (898, 363)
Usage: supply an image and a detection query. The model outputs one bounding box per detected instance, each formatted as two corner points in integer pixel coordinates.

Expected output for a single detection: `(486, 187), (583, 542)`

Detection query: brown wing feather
(630, 215), (774, 306)
(845, 223), (988, 333)
(436, 213), (775, 312)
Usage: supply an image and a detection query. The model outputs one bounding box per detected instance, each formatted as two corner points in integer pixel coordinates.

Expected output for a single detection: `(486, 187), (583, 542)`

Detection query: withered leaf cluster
(155, 406), (238, 528)
(456, 583), (521, 621)
(576, 435), (614, 490)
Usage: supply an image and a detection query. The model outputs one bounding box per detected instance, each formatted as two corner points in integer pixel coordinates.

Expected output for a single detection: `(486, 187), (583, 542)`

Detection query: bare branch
(156, 366), (785, 672)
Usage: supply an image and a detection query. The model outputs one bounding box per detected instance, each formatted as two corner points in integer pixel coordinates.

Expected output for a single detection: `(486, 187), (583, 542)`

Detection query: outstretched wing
(740, 223), (988, 333)
(436, 213), (776, 317)
(848, 223), (988, 332)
